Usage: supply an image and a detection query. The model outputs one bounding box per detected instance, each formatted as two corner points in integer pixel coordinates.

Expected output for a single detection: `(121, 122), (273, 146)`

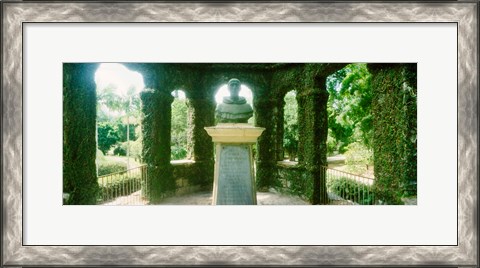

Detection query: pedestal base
(214, 144), (255, 205)
(205, 124), (265, 205)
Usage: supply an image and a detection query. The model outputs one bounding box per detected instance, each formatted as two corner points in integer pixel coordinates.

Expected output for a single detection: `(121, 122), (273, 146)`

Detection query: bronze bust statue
(215, 78), (253, 123)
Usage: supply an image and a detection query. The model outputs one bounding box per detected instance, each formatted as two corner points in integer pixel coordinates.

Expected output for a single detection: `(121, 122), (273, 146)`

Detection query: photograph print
(63, 63), (417, 206)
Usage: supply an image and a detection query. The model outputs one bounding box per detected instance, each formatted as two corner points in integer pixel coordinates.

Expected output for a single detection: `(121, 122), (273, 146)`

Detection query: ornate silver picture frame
(2, 1), (477, 266)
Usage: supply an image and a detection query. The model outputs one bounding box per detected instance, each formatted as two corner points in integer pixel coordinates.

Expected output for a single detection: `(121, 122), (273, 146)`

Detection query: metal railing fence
(323, 166), (377, 205)
(98, 165), (149, 205)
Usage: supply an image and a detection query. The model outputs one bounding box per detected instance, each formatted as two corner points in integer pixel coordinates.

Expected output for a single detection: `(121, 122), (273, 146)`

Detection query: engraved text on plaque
(216, 145), (254, 205)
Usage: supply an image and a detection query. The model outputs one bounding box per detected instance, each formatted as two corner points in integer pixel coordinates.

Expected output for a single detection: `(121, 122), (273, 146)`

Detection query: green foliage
(97, 121), (120, 154)
(345, 142), (373, 164)
(326, 129), (338, 155)
(97, 158), (127, 176)
(283, 91), (298, 160)
(141, 90), (175, 201)
(97, 120), (138, 158)
(276, 165), (312, 200)
(116, 123), (138, 142)
(254, 97), (279, 191)
(113, 144), (127, 156)
(171, 146), (187, 160)
(326, 63), (373, 153)
(327, 177), (375, 205)
(97, 83), (141, 160)
(369, 64), (417, 204)
(97, 85), (125, 112)
(171, 96), (188, 160)
(276, 65), (331, 204)
(111, 140), (142, 162)
(129, 138), (143, 162)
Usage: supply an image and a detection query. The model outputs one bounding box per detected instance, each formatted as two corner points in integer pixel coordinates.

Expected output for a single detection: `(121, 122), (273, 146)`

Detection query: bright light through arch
(215, 84), (253, 105)
(95, 63), (145, 97)
(171, 89), (186, 100)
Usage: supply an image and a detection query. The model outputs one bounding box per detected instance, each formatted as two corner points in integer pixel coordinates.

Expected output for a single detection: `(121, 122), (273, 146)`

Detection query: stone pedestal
(205, 123), (264, 205)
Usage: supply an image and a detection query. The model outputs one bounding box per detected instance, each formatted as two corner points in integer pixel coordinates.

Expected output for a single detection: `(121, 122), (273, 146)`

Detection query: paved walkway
(101, 190), (149, 205)
(102, 190), (310, 205)
(155, 191), (310, 205)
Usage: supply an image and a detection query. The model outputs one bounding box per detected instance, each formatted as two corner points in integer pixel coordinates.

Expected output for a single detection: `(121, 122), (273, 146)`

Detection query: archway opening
(326, 63), (373, 177)
(170, 89), (189, 161)
(94, 63), (145, 175)
(283, 90), (298, 161)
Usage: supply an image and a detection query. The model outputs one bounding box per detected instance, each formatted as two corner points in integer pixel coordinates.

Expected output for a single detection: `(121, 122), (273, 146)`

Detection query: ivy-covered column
(63, 63), (99, 204)
(297, 77), (329, 205)
(368, 63), (417, 204)
(254, 98), (278, 191)
(296, 93), (306, 164)
(139, 64), (175, 202)
(187, 97), (216, 188)
(274, 97), (285, 161)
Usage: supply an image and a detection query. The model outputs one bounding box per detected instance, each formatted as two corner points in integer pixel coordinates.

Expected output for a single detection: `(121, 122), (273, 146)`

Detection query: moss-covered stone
(254, 98), (280, 191)
(276, 163), (311, 200)
(141, 89), (175, 201)
(172, 161), (207, 195)
(269, 64), (346, 204)
(296, 86), (329, 204)
(368, 63), (417, 204)
(274, 97), (285, 161)
(187, 98), (215, 187)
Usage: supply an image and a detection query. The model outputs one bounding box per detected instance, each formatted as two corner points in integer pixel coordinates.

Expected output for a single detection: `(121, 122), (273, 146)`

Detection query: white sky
(95, 63), (145, 97)
(171, 89), (186, 100)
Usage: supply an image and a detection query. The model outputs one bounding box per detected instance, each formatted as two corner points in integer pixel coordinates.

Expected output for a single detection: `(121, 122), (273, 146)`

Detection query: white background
(24, 23), (457, 245)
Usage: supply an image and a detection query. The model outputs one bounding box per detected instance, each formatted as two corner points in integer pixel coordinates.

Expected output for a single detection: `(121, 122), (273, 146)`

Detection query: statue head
(227, 78), (241, 100)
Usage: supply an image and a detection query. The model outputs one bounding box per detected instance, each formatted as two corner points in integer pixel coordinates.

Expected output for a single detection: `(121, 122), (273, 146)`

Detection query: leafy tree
(326, 63), (373, 153)
(97, 84), (142, 157)
(116, 123), (138, 142)
(97, 122), (119, 154)
(283, 91), (298, 160)
(344, 141), (373, 174)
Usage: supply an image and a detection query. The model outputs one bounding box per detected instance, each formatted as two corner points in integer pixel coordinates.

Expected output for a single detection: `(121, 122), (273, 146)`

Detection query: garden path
(103, 190), (310, 205)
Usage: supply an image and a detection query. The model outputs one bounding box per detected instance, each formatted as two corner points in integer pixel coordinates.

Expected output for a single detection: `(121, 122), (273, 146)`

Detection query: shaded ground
(102, 190), (149, 205)
(155, 191), (310, 205)
(155, 191), (311, 205)
(103, 190), (310, 205)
